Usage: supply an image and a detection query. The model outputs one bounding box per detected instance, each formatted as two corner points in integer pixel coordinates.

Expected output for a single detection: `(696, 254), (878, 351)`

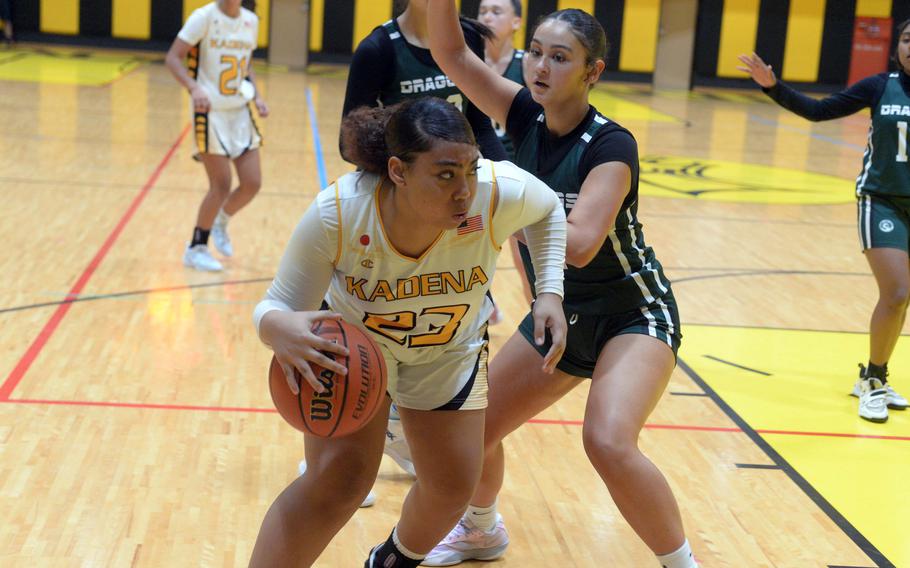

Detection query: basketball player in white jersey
(248, 97), (568, 568)
(165, 0), (268, 272)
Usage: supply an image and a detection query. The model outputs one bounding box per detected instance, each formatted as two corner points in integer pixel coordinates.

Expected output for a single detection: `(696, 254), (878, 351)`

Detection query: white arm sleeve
(252, 197), (337, 342)
(177, 8), (207, 45)
(491, 162), (567, 298)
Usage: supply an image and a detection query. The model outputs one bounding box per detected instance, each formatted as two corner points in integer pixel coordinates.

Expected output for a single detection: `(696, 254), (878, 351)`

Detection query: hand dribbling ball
(269, 319), (387, 437)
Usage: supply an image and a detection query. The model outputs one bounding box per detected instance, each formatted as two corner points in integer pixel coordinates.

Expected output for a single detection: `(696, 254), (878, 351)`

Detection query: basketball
(268, 319), (387, 437)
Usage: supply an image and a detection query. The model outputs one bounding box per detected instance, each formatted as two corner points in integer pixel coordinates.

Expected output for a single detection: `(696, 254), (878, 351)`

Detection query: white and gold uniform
(254, 160), (566, 410)
(178, 2), (261, 158)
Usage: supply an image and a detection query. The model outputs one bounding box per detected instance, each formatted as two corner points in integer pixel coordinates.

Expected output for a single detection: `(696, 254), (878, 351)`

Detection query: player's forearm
(427, 0), (472, 63)
(164, 52), (198, 92)
(523, 203), (567, 298)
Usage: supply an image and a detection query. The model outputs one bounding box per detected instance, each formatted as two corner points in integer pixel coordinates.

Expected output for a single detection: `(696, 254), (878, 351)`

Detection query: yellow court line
(0, 49), (143, 86)
(589, 87), (679, 123)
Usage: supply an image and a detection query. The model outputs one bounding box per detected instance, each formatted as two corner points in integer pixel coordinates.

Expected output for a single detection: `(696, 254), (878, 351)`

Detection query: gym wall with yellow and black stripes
(8, 0), (910, 87)
(307, 0), (910, 86)
(307, 0), (663, 77)
(9, 0), (270, 49)
(695, 0), (909, 86)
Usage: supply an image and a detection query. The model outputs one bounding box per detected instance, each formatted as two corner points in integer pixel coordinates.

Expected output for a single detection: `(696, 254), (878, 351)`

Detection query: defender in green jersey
(342, 0), (507, 162)
(739, 21), (910, 424)
(428, 5), (697, 568)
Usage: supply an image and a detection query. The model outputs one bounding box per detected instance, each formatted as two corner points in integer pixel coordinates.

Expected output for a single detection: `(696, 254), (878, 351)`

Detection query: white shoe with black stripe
(854, 377), (889, 423)
(851, 364), (908, 410)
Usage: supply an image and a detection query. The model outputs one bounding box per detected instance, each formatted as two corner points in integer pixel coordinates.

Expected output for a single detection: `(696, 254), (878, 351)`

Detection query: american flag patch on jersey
(457, 214), (483, 235)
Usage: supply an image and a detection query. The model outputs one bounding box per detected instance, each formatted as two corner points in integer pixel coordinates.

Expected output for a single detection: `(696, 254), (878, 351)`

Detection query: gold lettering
(346, 277), (368, 301)
(397, 276), (420, 299)
(368, 280), (396, 302)
(466, 266), (488, 289)
(421, 273), (443, 296)
(441, 271), (465, 294)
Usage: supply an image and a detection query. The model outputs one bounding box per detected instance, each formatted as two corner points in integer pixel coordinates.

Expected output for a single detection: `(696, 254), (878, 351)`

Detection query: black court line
(0, 53), (28, 66)
(0, 278), (273, 315)
(2, 176), (312, 199)
(734, 463), (782, 470)
(703, 355), (772, 376)
(673, 269), (870, 286)
(645, 211), (854, 226)
(678, 358), (893, 568)
(668, 391), (709, 397)
(663, 264), (865, 274)
(679, 321), (910, 338)
(829, 565), (878, 568)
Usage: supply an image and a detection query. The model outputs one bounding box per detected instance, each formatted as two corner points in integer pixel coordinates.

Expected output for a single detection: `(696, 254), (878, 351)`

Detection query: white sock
(215, 209), (231, 225)
(391, 526), (424, 560)
(656, 539), (697, 568)
(465, 501), (498, 532)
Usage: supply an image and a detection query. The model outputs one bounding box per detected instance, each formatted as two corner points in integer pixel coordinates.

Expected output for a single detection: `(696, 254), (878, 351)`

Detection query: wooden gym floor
(0, 45), (907, 567)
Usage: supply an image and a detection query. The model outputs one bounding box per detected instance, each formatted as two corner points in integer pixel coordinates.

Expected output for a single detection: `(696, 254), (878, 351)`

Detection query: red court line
(0, 125), (191, 401)
(7, 398), (275, 414)
(4, 397), (909, 442)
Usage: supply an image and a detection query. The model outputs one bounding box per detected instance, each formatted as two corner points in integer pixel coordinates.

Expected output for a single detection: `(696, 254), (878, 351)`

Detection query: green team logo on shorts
(880, 219), (896, 232)
(639, 156), (854, 204)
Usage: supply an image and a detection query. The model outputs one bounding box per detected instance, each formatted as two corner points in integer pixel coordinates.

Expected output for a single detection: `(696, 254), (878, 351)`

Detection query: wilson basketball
(268, 319), (387, 437)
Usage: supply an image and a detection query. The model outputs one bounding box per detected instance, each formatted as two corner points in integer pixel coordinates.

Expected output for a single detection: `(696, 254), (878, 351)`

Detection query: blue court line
(748, 113), (866, 152)
(305, 88), (329, 189)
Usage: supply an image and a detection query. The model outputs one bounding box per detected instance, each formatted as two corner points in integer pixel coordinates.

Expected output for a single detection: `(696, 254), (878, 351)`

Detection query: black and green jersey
(858, 72), (910, 196)
(764, 71), (910, 197)
(342, 19), (507, 161)
(494, 50), (525, 159)
(509, 90), (672, 315)
(378, 19), (465, 110)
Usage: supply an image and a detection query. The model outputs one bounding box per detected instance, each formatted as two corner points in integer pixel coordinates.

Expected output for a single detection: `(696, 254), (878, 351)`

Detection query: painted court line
(703, 354), (772, 376)
(0, 125), (190, 401)
(305, 87), (328, 189)
(2, 397), (908, 443)
(678, 358), (891, 567)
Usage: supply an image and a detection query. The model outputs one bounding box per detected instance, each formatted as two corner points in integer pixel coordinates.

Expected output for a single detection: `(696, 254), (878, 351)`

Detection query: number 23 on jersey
(363, 304), (469, 347)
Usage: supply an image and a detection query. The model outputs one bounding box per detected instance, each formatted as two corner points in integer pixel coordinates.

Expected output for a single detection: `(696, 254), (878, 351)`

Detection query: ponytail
(341, 98), (477, 175)
(340, 106), (395, 174)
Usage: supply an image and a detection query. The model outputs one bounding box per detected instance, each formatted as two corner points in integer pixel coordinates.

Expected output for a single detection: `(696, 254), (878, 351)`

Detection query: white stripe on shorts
(640, 305), (673, 349)
(655, 297), (675, 337)
(863, 194), (872, 249)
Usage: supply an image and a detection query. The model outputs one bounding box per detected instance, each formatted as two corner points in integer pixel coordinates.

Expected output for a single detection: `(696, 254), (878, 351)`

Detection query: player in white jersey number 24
(165, 0), (269, 272)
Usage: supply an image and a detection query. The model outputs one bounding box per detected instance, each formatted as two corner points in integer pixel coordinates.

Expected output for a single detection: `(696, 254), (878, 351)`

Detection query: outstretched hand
(736, 52), (777, 88)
